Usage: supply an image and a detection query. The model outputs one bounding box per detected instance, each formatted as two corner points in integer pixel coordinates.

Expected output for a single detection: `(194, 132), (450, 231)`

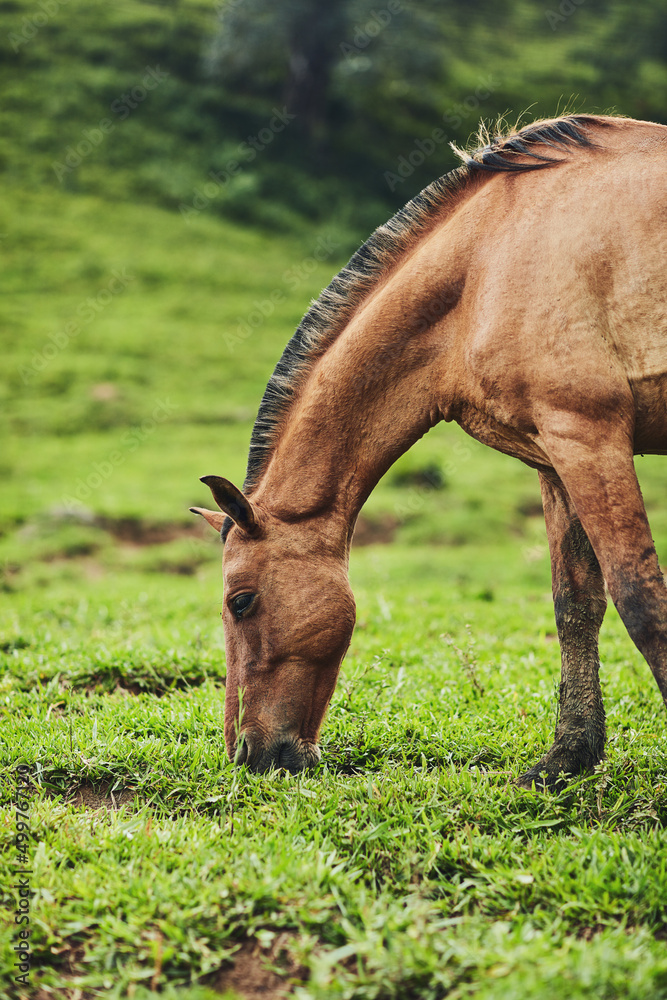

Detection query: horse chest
(454, 401), (549, 468)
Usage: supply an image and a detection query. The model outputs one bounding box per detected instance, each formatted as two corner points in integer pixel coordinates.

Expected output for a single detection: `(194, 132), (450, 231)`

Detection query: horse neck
(251, 235), (465, 551)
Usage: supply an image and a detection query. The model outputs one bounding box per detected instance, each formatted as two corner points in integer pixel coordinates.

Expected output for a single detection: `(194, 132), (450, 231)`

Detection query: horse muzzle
(233, 730), (322, 773)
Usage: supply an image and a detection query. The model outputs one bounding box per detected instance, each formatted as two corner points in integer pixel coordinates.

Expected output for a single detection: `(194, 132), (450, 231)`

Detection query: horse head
(191, 475), (355, 772)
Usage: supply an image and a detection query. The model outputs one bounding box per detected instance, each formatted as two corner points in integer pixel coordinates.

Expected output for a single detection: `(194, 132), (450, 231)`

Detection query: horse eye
(230, 593), (256, 619)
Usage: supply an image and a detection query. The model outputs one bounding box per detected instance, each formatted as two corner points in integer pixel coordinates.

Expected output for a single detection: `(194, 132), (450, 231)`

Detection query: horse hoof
(516, 745), (603, 791)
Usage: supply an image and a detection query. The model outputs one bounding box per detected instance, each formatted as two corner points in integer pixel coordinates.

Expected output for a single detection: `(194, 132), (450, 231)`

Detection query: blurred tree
(282, 0), (349, 140)
(206, 0), (448, 148)
(207, 0), (348, 141)
(3, 0), (665, 235)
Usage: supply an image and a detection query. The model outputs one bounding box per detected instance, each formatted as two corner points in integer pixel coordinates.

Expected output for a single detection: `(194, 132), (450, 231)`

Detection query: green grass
(1, 187), (667, 998)
(3, 3), (667, 994)
(1, 557), (667, 998)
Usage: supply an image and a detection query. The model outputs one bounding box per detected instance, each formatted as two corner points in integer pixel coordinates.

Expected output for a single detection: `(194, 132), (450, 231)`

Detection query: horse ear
(198, 475), (259, 534)
(189, 506), (226, 532)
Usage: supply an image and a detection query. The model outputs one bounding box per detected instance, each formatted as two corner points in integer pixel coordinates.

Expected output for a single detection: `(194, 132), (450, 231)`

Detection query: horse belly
(611, 268), (667, 452)
(632, 374), (667, 453)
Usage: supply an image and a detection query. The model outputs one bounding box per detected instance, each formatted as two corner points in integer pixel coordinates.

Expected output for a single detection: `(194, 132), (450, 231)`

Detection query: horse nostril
(234, 734), (248, 766)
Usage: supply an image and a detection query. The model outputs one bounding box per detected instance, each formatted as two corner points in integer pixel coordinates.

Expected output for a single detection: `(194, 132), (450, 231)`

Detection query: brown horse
(191, 114), (667, 787)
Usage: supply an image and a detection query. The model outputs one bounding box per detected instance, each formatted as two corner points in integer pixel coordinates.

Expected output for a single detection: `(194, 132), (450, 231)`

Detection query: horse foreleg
(517, 470), (607, 789)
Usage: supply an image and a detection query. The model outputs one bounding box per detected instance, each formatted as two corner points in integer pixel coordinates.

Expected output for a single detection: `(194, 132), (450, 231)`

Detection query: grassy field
(1, 187), (667, 999)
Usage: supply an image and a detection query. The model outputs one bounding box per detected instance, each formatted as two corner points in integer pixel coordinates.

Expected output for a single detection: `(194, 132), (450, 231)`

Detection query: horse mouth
(233, 732), (321, 773)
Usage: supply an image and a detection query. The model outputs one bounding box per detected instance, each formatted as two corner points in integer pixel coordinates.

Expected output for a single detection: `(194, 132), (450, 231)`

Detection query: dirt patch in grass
(577, 924), (606, 941)
(101, 512), (396, 549)
(96, 515), (201, 546)
(36, 509), (398, 559)
(516, 498), (544, 518)
(0, 636), (31, 652)
(34, 990), (96, 1000)
(352, 513), (398, 546)
(32, 944), (92, 999)
(210, 935), (305, 999)
(70, 781), (135, 811)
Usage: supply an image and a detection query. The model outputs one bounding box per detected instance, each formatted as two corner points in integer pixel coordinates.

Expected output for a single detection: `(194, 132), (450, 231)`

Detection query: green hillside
(2, 0), (666, 229)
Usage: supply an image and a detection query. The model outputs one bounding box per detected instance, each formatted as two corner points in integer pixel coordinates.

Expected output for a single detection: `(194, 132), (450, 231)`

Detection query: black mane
(242, 114), (612, 493)
(454, 113), (608, 172)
